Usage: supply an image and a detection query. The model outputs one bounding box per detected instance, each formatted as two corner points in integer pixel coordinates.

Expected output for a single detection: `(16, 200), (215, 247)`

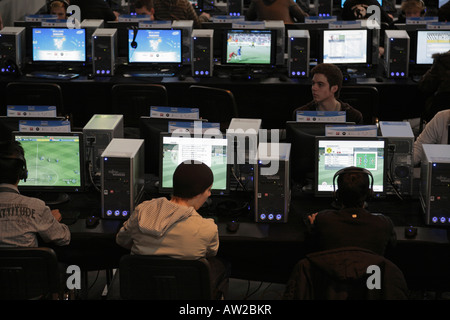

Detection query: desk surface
(48, 184), (450, 286)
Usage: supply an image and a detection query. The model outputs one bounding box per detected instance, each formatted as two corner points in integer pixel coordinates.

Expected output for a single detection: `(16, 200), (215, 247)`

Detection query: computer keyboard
(26, 71), (80, 80)
(59, 209), (80, 225)
(123, 71), (175, 78)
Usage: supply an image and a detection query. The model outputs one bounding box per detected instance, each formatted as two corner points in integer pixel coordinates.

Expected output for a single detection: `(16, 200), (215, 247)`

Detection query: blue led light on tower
(287, 30), (310, 78)
(191, 29), (214, 77)
(384, 30), (410, 79)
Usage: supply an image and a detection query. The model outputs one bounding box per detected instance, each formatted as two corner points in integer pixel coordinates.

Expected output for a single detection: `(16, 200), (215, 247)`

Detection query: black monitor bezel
(12, 131), (86, 193)
(318, 28), (373, 67)
(285, 120), (355, 184)
(158, 131), (230, 196)
(139, 116), (208, 175)
(221, 28), (277, 67)
(415, 29), (450, 65)
(313, 135), (387, 198)
(30, 27), (88, 66)
(127, 28), (183, 66)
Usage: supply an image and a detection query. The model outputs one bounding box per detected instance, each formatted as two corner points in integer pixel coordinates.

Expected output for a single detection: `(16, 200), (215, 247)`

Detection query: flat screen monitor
(139, 117), (207, 175)
(222, 29), (276, 66)
(285, 121), (355, 184)
(416, 30), (450, 65)
(13, 132), (85, 203)
(159, 133), (229, 195)
(128, 28), (182, 64)
(321, 29), (369, 65)
(314, 136), (386, 197)
(32, 28), (86, 63)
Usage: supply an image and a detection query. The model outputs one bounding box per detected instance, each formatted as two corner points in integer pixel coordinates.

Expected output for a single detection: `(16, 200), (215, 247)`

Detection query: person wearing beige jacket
(116, 160), (229, 298)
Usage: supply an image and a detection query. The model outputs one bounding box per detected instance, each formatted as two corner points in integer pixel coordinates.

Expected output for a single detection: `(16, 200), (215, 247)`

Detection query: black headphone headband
(0, 154), (28, 182)
(48, 0), (70, 11)
(332, 166), (374, 193)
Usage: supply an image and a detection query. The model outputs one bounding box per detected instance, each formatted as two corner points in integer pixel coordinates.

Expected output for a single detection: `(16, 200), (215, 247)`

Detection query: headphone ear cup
(20, 160), (28, 182)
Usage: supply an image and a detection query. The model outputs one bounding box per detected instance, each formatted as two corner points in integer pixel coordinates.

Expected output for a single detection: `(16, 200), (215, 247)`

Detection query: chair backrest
(0, 247), (60, 300)
(119, 255), (213, 300)
(339, 86), (379, 125)
(111, 84), (168, 128)
(283, 247), (409, 300)
(425, 92), (450, 123)
(184, 85), (239, 131)
(5, 82), (65, 117)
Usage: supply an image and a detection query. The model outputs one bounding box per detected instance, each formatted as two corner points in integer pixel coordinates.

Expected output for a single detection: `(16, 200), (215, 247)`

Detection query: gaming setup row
(0, 15), (449, 79)
(2, 107), (450, 227)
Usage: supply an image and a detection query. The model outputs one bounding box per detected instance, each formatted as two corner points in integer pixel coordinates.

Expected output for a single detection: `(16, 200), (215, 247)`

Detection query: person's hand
(51, 209), (62, 222)
(308, 212), (318, 224)
(200, 12), (211, 19)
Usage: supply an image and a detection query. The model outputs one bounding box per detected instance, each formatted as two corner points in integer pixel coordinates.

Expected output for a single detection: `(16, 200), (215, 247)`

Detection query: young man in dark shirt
(292, 63), (364, 124)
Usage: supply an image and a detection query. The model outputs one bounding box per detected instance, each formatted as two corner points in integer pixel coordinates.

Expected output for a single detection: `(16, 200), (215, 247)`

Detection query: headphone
(131, 27), (138, 49)
(401, 0), (426, 15)
(0, 153), (28, 182)
(48, 0), (69, 10)
(332, 166), (373, 205)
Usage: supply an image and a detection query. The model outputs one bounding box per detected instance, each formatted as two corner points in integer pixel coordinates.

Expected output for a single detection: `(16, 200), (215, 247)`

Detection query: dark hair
(311, 63), (343, 98)
(172, 161), (214, 199)
(0, 140), (26, 184)
(438, 1), (450, 21)
(336, 170), (371, 208)
(134, 0), (154, 10)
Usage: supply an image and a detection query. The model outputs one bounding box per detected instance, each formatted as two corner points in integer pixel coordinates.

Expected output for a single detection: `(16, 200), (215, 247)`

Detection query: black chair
(422, 91), (450, 124)
(118, 255), (216, 300)
(111, 84), (169, 129)
(184, 85), (239, 132)
(283, 247), (409, 300)
(0, 247), (61, 300)
(339, 86), (379, 125)
(5, 82), (66, 117)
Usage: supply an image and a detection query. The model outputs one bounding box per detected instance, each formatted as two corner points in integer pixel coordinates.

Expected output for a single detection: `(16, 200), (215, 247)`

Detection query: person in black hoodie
(306, 166), (397, 256)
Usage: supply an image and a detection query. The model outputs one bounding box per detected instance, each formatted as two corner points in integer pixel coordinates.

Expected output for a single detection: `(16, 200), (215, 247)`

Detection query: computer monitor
(416, 30), (450, 65)
(222, 29), (276, 66)
(285, 121), (355, 184)
(159, 132), (229, 195)
(128, 28), (182, 64)
(32, 28), (86, 63)
(320, 28), (371, 65)
(12, 131), (85, 204)
(139, 117), (207, 175)
(314, 136), (386, 197)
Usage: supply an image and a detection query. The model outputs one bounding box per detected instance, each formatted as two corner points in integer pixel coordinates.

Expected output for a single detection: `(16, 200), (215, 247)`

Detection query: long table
(0, 72), (426, 130)
(44, 182), (450, 292)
